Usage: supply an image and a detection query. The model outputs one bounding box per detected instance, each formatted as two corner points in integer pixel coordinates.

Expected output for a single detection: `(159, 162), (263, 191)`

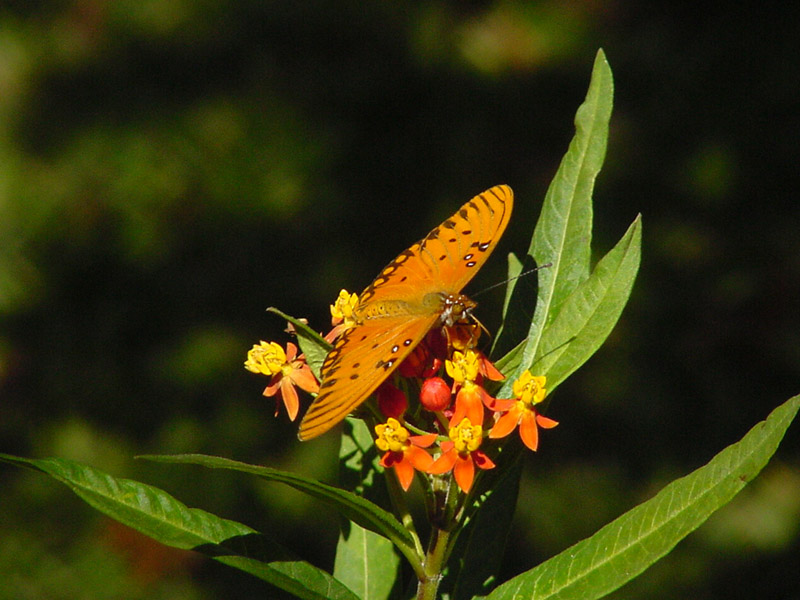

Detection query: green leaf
(334, 419), (402, 600)
(502, 49), (614, 391)
(140, 453), (418, 564)
(483, 394), (800, 600)
(494, 338), (525, 381)
(334, 523), (401, 600)
(492, 252), (529, 358)
(267, 306), (331, 378)
(0, 453), (358, 600)
(533, 214), (641, 394)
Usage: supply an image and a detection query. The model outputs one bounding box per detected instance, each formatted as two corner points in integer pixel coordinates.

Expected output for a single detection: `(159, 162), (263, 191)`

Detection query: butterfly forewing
(298, 185), (513, 440)
(359, 185), (513, 306)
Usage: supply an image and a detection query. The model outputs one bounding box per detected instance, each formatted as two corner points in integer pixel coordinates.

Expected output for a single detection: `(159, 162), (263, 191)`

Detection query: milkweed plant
(2, 50), (798, 600)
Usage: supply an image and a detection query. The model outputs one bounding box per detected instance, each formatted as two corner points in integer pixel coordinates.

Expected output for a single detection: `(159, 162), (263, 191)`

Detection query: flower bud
(419, 377), (451, 412)
(377, 382), (407, 418)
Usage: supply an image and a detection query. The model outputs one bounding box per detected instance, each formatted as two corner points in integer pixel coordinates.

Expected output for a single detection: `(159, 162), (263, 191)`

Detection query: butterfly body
(298, 185), (513, 441)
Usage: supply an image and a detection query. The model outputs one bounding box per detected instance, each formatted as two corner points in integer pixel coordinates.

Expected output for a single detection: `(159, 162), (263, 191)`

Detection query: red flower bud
(419, 377), (451, 412)
(377, 382), (407, 418)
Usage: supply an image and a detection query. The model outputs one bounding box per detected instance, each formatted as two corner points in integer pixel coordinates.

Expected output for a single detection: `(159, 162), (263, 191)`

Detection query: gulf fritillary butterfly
(298, 185), (513, 440)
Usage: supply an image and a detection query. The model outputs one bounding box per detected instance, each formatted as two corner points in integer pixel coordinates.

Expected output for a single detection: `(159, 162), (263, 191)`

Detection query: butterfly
(298, 185), (513, 440)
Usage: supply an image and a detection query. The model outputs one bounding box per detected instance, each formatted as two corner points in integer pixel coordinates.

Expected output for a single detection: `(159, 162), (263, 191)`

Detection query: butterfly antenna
(469, 312), (491, 339)
(472, 262), (553, 298)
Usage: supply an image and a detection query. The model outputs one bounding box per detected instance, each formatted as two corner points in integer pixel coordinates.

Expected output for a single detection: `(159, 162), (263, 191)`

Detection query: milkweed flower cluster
(367, 323), (557, 493)
(245, 289), (558, 494)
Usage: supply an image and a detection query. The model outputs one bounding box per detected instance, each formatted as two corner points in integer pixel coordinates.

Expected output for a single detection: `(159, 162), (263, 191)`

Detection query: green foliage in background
(1, 3), (799, 599)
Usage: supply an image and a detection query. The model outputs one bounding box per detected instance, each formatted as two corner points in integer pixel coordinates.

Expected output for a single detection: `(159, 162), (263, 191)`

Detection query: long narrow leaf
(140, 453), (418, 562)
(534, 215), (641, 393)
(484, 394), (800, 600)
(501, 49), (613, 392)
(0, 454), (358, 600)
(334, 419), (402, 600)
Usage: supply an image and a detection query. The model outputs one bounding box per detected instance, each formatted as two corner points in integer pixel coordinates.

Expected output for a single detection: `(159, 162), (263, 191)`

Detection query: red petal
(323, 324), (344, 343)
(419, 377), (451, 412)
(381, 451), (403, 468)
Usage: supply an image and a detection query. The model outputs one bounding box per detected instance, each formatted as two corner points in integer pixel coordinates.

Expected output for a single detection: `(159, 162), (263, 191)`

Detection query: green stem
(385, 468), (425, 558)
(416, 525), (452, 600)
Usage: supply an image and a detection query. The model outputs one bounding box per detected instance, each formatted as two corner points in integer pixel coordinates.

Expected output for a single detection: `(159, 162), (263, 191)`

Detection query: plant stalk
(416, 525), (451, 600)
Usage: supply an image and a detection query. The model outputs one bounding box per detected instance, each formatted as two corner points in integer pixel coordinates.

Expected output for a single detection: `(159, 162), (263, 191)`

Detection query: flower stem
(385, 467), (424, 557)
(416, 525), (451, 600)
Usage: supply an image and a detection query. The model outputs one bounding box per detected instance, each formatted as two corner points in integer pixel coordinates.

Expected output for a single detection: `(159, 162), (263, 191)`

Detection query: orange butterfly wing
(298, 185), (513, 440)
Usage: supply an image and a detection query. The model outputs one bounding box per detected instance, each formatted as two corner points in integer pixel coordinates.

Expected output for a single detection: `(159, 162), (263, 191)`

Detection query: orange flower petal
(484, 397), (515, 413)
(479, 355), (505, 381)
(410, 433), (438, 448)
(427, 448), (458, 474)
(536, 414), (559, 429)
(406, 445), (434, 471)
(472, 450), (495, 470)
(489, 407), (521, 439)
(324, 323), (345, 343)
(519, 412), (540, 451)
(264, 378), (282, 398)
(453, 454), (475, 492)
(281, 378), (300, 421)
(291, 365), (320, 394)
(450, 387), (484, 428)
(393, 457), (416, 491)
(285, 342), (299, 362)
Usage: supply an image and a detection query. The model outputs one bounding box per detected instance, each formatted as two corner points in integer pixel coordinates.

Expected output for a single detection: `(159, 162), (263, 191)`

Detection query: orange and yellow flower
(446, 350), (489, 427)
(245, 341), (319, 421)
(427, 417), (495, 492)
(324, 289), (359, 342)
(375, 418), (436, 490)
(488, 371), (557, 451)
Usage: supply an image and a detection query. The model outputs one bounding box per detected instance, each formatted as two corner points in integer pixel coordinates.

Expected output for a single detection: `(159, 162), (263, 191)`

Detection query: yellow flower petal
(244, 341), (287, 376)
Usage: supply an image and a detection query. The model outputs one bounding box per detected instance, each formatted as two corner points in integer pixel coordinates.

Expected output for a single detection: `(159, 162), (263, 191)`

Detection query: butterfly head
(438, 293), (477, 328)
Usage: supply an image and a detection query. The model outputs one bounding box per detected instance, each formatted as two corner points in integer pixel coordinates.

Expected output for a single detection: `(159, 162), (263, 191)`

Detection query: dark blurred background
(1, 2), (798, 599)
